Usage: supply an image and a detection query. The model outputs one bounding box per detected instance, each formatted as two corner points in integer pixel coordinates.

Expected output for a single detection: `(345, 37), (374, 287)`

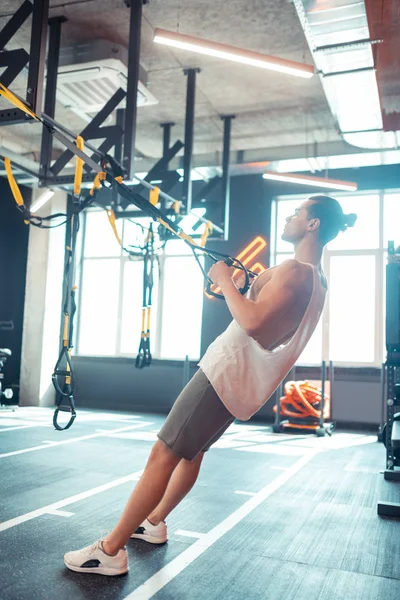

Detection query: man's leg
(103, 440), (181, 554)
(146, 415), (234, 527)
(148, 452), (205, 524)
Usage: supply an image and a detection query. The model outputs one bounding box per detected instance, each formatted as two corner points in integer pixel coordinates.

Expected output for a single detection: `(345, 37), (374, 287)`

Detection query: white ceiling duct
(292, 0), (400, 150)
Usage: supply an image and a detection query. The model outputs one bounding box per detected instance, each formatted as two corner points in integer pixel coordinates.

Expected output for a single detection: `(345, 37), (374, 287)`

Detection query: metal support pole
(182, 68), (200, 215)
(27, 0), (50, 113)
(319, 360), (326, 431)
(221, 115), (235, 241)
(40, 17), (66, 182)
(329, 360), (334, 420)
(273, 382), (283, 433)
(124, 0), (144, 180)
(113, 108), (125, 206)
(161, 122), (174, 161)
(378, 362), (386, 442)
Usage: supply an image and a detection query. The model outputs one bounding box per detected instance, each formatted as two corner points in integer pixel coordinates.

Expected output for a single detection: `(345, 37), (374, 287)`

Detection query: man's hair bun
(341, 213), (357, 231)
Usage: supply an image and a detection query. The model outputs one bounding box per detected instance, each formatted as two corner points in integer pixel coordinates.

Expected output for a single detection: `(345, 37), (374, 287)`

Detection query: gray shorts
(157, 369), (235, 461)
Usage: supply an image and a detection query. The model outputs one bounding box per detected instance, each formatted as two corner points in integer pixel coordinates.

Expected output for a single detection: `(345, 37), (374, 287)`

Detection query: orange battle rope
(273, 380), (330, 430)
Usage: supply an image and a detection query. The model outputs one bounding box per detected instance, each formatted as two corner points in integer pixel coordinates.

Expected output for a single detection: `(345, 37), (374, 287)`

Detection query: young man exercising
(64, 194), (356, 575)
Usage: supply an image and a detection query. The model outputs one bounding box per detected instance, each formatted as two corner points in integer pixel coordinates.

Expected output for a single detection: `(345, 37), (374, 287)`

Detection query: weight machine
(377, 241), (400, 518)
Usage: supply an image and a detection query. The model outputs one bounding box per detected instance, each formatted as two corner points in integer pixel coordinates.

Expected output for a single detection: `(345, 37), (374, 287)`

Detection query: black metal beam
(50, 87), (126, 176)
(40, 16), (66, 182)
(161, 122), (174, 163)
(112, 108), (125, 206)
(42, 173), (96, 187)
(0, 48), (30, 88)
(0, 107), (33, 126)
(0, 1), (33, 127)
(182, 68), (200, 215)
(193, 176), (221, 204)
(0, 0), (32, 48)
(0, 154), (39, 179)
(82, 125), (124, 173)
(124, 0), (144, 180)
(27, 0), (49, 114)
(134, 140), (184, 194)
(114, 208), (178, 219)
(221, 115), (235, 241)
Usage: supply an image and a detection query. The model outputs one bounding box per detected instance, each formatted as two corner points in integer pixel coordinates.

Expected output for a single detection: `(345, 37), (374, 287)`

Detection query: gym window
(270, 191), (400, 368)
(74, 209), (204, 361)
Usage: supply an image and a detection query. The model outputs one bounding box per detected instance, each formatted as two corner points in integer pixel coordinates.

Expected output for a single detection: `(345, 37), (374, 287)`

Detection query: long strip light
(262, 171), (358, 192)
(154, 28), (314, 79)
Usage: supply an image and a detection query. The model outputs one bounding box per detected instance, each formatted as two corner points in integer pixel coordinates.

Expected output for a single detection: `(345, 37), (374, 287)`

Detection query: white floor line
(174, 530), (205, 540)
(0, 469), (143, 532)
(125, 451), (316, 600)
(234, 491), (256, 497)
(0, 422), (153, 459)
(271, 466), (289, 471)
(46, 509), (75, 517)
(0, 424), (51, 433)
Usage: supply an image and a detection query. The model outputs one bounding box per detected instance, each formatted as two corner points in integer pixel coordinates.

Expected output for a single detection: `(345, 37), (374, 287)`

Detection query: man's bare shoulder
(271, 259), (312, 287)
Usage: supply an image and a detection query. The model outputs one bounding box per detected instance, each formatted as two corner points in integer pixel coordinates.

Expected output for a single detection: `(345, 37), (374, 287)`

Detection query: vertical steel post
(26, 0), (50, 113)
(124, 0), (144, 179)
(182, 68), (200, 215)
(221, 115), (235, 241)
(161, 122), (174, 161)
(40, 16), (66, 182)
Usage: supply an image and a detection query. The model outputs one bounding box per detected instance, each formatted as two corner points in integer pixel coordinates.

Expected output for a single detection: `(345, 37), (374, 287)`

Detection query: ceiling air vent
(56, 40), (158, 116)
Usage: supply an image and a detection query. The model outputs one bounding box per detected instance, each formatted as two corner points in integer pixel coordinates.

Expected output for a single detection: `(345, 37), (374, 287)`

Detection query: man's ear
(308, 217), (320, 232)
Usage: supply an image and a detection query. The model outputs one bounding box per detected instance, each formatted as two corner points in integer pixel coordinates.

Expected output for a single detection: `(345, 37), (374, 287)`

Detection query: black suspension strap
(52, 198), (79, 430)
(136, 223), (155, 368)
(52, 142), (97, 430)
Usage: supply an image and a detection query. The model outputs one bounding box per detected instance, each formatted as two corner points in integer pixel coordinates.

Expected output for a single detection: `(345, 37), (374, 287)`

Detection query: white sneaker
(130, 519), (168, 544)
(64, 539), (129, 576)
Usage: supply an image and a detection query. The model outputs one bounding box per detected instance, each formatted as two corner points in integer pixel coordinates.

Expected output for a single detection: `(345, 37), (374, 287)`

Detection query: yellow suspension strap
(73, 136), (84, 196)
(3, 157), (30, 224)
(106, 208), (123, 247)
(200, 220), (213, 247)
(136, 223), (155, 368)
(3, 156), (71, 228)
(0, 81), (40, 121)
(90, 171), (107, 196)
(149, 186), (160, 206)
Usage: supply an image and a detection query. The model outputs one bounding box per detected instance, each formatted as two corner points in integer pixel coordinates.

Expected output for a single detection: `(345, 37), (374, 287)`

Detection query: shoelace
(82, 540), (101, 556)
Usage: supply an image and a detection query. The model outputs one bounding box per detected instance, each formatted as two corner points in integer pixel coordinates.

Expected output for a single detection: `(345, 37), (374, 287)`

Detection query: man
(64, 194), (357, 575)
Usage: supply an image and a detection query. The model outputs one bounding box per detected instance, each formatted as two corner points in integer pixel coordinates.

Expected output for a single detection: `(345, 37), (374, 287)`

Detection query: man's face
(281, 200), (315, 244)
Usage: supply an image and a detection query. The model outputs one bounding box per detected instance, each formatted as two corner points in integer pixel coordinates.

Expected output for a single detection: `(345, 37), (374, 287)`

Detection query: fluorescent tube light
(262, 171), (357, 192)
(154, 28), (314, 79)
(31, 189), (55, 212)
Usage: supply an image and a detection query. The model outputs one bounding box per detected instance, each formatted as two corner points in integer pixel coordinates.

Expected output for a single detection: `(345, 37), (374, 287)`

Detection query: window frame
(75, 208), (204, 361)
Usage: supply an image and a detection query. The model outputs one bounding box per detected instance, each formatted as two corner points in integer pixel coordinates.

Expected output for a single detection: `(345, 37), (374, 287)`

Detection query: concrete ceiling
(0, 0), (344, 169)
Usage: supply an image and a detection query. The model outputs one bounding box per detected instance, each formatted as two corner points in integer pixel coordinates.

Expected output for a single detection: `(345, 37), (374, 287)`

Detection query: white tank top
(198, 263), (327, 421)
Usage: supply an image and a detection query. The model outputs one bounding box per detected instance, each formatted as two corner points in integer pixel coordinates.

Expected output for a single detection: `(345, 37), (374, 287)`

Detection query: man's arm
(215, 260), (309, 336)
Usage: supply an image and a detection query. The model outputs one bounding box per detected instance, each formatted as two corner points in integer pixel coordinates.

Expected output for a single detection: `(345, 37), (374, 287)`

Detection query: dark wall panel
(0, 178), (30, 400)
(201, 174), (271, 354)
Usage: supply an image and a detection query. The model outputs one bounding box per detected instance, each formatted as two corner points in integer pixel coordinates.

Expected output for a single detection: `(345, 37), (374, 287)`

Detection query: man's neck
(293, 238), (323, 268)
